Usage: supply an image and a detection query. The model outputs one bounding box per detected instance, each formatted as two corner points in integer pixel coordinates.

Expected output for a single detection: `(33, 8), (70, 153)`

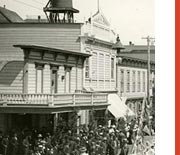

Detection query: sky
(0, 0), (155, 45)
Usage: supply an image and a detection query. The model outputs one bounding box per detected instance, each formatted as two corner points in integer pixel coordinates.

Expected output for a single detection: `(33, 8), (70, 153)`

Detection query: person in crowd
(1, 116), (154, 155)
(120, 138), (129, 155)
(22, 135), (31, 155)
(0, 131), (3, 155)
(8, 133), (19, 155)
(79, 146), (88, 155)
(1, 134), (9, 155)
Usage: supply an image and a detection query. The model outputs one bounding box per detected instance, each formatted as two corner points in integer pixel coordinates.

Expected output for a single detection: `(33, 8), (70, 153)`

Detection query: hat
(103, 137), (107, 141)
(98, 125), (102, 128)
(112, 125), (116, 128)
(99, 132), (103, 136)
(37, 134), (43, 138)
(80, 146), (87, 152)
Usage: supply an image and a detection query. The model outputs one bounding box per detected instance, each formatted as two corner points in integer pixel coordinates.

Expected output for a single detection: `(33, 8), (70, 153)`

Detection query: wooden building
(117, 45), (155, 115)
(0, 7), (109, 133)
(0, 4), (155, 132)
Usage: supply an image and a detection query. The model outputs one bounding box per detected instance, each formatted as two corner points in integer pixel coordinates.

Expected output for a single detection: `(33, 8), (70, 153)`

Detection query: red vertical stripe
(176, 0), (180, 153)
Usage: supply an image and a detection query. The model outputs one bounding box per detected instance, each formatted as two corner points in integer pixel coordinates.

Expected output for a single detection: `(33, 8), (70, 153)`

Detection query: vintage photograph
(0, 0), (155, 154)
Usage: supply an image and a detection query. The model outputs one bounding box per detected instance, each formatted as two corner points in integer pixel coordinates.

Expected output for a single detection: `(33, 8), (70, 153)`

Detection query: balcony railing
(0, 93), (108, 107)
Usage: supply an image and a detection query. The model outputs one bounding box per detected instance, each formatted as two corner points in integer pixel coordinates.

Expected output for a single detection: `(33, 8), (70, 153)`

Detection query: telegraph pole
(142, 36), (155, 107)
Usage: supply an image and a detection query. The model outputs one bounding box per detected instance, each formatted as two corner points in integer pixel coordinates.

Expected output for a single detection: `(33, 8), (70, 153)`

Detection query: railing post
(48, 94), (54, 106)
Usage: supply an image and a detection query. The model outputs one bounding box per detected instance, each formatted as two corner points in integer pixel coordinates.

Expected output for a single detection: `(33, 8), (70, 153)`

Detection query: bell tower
(44, 0), (79, 23)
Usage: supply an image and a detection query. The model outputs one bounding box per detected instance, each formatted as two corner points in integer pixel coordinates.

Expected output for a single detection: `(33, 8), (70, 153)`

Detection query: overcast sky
(0, 0), (154, 45)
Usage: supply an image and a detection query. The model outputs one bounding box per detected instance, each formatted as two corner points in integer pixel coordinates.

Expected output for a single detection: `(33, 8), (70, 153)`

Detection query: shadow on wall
(0, 61), (24, 85)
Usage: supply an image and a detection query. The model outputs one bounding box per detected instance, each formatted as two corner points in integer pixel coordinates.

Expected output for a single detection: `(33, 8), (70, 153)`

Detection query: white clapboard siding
(99, 80), (104, 90)
(110, 80), (116, 90)
(0, 61), (24, 93)
(58, 66), (65, 93)
(91, 80), (97, 90)
(43, 65), (51, 94)
(105, 81), (111, 90)
(91, 52), (97, 80)
(77, 65), (83, 90)
(27, 63), (36, 93)
(0, 24), (81, 61)
(105, 54), (110, 80)
(70, 67), (76, 93)
(99, 53), (104, 80)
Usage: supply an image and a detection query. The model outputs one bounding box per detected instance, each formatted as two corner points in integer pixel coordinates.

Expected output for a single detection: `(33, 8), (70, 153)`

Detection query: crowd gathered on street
(0, 116), (155, 155)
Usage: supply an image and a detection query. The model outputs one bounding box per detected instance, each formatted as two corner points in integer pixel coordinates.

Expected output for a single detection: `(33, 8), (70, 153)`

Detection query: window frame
(120, 69), (124, 93)
(35, 63), (44, 94)
(126, 70), (130, 92)
(111, 57), (115, 79)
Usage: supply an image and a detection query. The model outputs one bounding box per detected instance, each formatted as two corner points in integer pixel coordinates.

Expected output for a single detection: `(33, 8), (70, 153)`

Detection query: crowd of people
(0, 117), (155, 155)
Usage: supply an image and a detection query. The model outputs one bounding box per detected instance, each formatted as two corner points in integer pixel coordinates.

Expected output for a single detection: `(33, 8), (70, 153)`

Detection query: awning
(108, 94), (135, 118)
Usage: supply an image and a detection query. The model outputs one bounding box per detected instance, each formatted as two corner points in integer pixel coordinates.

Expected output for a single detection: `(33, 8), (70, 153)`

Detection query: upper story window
(92, 52), (97, 79)
(35, 63), (44, 93)
(143, 71), (146, 92)
(120, 69), (124, 93)
(51, 66), (59, 94)
(126, 70), (130, 92)
(138, 71), (141, 92)
(111, 57), (115, 79)
(132, 71), (136, 92)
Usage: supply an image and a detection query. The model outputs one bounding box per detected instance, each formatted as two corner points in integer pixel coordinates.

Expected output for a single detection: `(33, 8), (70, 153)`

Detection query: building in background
(119, 44), (155, 115)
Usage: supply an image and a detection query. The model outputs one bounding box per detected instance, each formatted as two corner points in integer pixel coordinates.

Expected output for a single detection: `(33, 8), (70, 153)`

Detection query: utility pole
(142, 36), (155, 136)
(142, 36), (155, 107)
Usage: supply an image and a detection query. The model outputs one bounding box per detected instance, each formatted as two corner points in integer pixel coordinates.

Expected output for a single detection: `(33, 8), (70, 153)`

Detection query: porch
(0, 93), (109, 113)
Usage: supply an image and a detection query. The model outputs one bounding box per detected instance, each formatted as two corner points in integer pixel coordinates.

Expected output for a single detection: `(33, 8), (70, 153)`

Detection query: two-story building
(0, 5), (109, 133)
(117, 44), (155, 115)
(0, 1), (155, 132)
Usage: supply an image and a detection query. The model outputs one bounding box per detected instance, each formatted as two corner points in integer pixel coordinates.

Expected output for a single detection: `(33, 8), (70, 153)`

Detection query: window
(143, 71), (146, 92)
(132, 71), (136, 92)
(92, 52), (97, 79)
(111, 57), (115, 79)
(120, 69), (124, 93)
(138, 71), (141, 92)
(51, 66), (58, 94)
(126, 70), (130, 92)
(35, 64), (44, 93)
(85, 58), (90, 78)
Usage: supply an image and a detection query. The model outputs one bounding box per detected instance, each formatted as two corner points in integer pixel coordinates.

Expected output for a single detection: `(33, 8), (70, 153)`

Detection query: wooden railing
(0, 93), (108, 107)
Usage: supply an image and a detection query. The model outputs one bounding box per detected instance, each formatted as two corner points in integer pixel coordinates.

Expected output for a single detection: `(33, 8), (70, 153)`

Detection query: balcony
(0, 93), (108, 114)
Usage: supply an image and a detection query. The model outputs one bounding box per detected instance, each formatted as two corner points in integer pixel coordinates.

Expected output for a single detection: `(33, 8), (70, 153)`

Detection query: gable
(92, 11), (110, 27)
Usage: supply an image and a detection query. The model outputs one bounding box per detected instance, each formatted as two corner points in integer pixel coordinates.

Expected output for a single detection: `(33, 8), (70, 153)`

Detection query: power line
(14, 0), (42, 10)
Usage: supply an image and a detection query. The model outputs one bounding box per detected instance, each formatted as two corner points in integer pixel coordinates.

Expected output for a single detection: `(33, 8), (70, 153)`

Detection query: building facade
(0, 21), (108, 133)
(0, 5), (155, 132)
